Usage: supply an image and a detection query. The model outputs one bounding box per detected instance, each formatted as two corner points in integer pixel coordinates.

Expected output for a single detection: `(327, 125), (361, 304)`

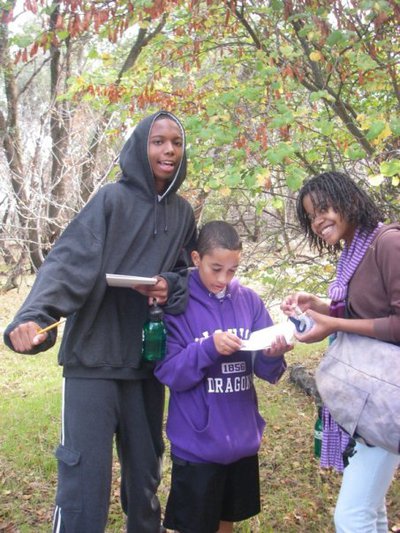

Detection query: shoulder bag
(315, 331), (400, 454)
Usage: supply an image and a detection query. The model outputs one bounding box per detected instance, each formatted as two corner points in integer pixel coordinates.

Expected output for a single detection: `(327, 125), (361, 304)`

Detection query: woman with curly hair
(281, 171), (400, 532)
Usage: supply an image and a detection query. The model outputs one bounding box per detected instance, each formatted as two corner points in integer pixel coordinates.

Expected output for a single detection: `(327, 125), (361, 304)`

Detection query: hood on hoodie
(119, 110), (187, 200)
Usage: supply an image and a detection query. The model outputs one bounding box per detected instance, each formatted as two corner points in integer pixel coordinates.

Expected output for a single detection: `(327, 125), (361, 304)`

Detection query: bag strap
(347, 225), (400, 316)
(369, 225), (400, 252)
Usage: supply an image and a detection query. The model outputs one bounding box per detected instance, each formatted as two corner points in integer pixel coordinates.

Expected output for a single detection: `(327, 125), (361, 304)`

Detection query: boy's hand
(8, 321), (48, 353)
(213, 331), (242, 356)
(132, 276), (168, 305)
(263, 335), (293, 357)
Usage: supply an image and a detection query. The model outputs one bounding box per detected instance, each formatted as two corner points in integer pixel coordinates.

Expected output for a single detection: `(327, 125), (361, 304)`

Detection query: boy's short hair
(197, 221), (242, 257)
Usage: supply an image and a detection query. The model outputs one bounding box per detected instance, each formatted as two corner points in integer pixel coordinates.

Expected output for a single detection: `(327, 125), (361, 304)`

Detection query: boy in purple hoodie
(155, 221), (292, 533)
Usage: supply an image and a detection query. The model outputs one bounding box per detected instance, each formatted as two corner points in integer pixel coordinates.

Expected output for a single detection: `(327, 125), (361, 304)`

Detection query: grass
(1, 279), (399, 532)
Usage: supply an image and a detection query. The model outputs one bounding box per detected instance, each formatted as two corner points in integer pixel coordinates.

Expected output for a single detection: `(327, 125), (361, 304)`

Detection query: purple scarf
(328, 224), (382, 302)
(320, 223), (382, 472)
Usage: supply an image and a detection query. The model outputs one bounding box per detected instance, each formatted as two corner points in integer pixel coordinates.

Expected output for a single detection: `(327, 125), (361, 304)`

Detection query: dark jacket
(4, 111), (197, 379)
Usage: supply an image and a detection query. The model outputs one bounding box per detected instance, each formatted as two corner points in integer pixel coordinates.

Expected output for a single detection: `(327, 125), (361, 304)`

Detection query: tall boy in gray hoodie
(4, 111), (196, 532)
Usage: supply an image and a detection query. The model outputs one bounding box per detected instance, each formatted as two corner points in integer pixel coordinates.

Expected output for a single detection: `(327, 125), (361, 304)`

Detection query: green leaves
(4, 0), (400, 243)
(380, 159), (400, 178)
(345, 144), (367, 160)
(266, 143), (296, 165)
(285, 165), (307, 191)
(326, 30), (348, 47)
(309, 90), (335, 103)
(365, 120), (386, 141)
(316, 119), (334, 137)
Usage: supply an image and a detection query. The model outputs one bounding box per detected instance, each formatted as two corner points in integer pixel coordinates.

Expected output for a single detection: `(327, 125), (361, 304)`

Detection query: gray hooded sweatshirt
(4, 111), (197, 379)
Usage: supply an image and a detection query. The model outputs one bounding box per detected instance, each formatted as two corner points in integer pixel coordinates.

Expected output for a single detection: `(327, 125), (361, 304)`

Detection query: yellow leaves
(256, 169), (271, 189)
(373, 122), (391, 145)
(309, 51), (323, 62)
(219, 186), (231, 197)
(357, 113), (369, 130)
(74, 76), (87, 89)
(357, 114), (392, 146)
(208, 113), (230, 124)
(280, 44), (295, 58)
(323, 264), (335, 274)
(368, 174), (385, 187)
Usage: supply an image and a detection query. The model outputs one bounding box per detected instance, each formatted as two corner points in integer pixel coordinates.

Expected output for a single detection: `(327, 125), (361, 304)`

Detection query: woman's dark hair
(197, 221), (242, 257)
(297, 171), (383, 253)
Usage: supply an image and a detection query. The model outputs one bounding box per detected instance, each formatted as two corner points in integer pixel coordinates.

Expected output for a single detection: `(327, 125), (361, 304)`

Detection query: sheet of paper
(106, 274), (157, 288)
(241, 321), (296, 351)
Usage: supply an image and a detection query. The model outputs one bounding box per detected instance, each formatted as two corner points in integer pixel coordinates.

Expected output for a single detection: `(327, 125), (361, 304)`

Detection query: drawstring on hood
(164, 196), (168, 232)
(152, 195), (170, 236)
(153, 196), (158, 236)
(119, 110), (187, 235)
(192, 270), (240, 330)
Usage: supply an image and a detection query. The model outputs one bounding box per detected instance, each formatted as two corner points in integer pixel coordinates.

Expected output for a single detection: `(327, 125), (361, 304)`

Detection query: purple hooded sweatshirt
(154, 269), (287, 465)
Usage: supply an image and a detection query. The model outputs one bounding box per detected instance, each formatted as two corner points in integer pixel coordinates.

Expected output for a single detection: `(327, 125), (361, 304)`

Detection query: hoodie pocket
(54, 444), (82, 511)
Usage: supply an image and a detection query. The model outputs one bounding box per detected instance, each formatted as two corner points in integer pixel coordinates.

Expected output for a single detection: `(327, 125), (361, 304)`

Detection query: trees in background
(1, 0), (176, 283)
(1, 0), (399, 298)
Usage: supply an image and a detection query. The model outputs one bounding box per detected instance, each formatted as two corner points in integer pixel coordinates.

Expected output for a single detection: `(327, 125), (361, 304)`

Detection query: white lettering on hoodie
(207, 374), (253, 393)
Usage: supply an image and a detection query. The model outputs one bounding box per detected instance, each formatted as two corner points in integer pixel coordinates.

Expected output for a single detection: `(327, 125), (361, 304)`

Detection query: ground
(0, 276), (399, 532)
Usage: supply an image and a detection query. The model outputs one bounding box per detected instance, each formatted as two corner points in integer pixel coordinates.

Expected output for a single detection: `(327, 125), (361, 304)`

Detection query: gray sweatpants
(52, 377), (164, 533)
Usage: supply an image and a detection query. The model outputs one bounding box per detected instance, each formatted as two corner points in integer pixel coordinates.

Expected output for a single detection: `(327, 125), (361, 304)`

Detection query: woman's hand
(294, 309), (335, 343)
(281, 291), (330, 316)
(281, 291), (313, 316)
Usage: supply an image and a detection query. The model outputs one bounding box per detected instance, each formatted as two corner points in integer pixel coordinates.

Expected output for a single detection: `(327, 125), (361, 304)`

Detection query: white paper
(106, 274), (157, 288)
(241, 321), (296, 351)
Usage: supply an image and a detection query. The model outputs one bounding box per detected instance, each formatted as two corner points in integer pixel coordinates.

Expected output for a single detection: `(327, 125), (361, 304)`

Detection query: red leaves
(66, 0), (83, 12)
(373, 10), (389, 30)
(30, 41), (38, 58)
(24, 0), (38, 15)
(54, 14), (64, 30)
(1, 8), (14, 23)
(134, 86), (180, 112)
(93, 8), (110, 32)
(144, 0), (168, 19)
(255, 125), (268, 150)
(284, 0), (294, 20)
(282, 64), (295, 79)
(67, 14), (82, 37)
(83, 83), (126, 104)
(234, 135), (247, 149)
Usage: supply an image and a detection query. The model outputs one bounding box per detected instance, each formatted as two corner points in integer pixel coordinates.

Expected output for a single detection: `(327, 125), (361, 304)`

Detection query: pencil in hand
(36, 319), (66, 335)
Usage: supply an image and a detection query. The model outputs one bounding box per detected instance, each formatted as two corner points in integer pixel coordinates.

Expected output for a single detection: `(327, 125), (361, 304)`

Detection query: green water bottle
(314, 406), (323, 458)
(142, 300), (167, 362)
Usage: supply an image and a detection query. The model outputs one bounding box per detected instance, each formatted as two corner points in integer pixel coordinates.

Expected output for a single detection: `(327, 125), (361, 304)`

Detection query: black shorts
(163, 454), (260, 533)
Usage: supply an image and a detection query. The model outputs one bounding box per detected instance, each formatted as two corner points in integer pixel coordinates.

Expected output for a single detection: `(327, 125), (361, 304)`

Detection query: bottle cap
(288, 311), (314, 333)
(149, 299), (164, 321)
(289, 315), (307, 333)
